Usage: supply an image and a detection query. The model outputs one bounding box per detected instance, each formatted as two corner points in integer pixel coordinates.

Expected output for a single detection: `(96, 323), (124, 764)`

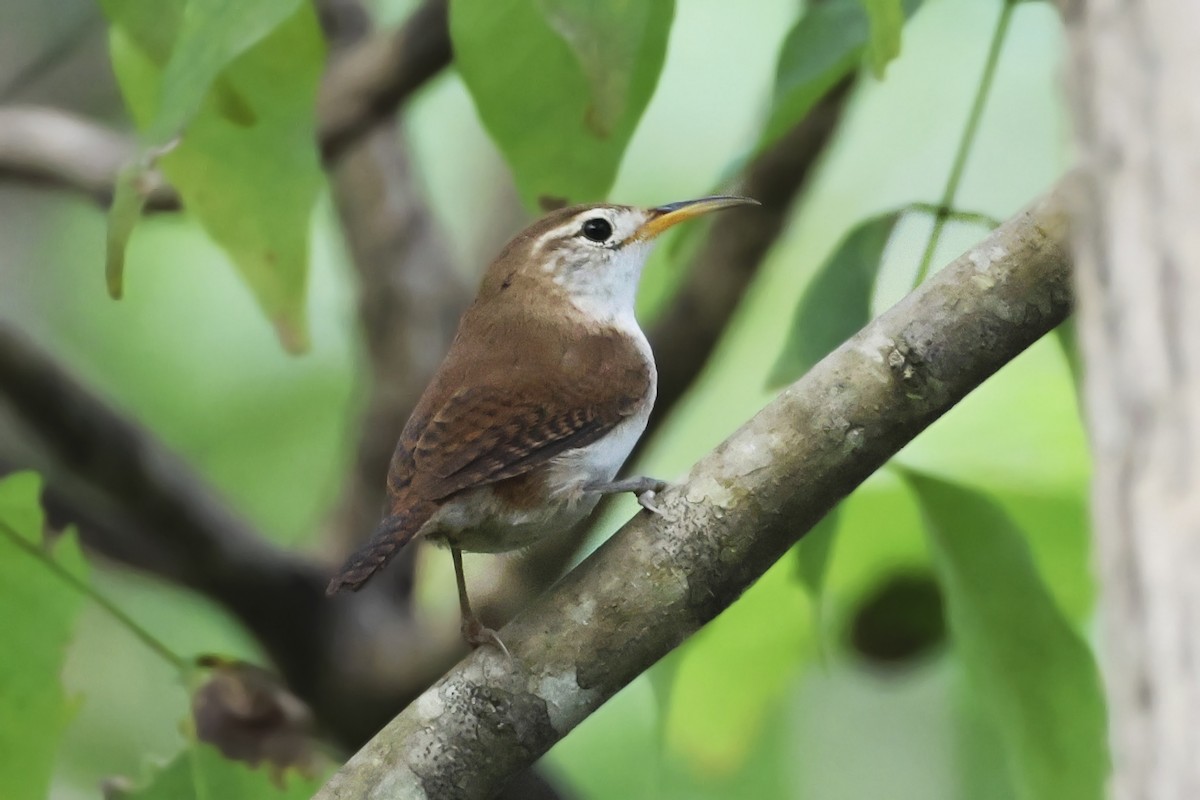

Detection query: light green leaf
(795, 506), (840, 601)
(451, 0), (673, 207)
(905, 472), (1108, 800)
(101, 1), (325, 352)
(664, 557), (812, 776)
(769, 212), (900, 387)
(862, 0), (904, 78)
(117, 743), (323, 800)
(535, 0), (652, 137)
(0, 472), (86, 800)
(150, 0), (304, 140)
(1055, 318), (1082, 390)
(760, 0), (922, 147)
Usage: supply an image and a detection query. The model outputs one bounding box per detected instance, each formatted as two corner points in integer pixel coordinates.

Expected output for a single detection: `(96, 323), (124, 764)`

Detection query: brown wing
(409, 383), (640, 500)
(386, 309), (654, 503)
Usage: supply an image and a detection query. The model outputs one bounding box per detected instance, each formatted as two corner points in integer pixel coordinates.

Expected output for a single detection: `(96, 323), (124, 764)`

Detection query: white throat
(555, 240), (652, 335)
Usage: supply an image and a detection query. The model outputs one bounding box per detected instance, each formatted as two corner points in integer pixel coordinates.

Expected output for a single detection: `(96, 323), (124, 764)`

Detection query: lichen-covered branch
(314, 182), (1074, 800)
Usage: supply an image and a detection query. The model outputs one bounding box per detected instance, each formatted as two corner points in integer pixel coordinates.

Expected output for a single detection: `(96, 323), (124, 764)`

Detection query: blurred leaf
(665, 557), (811, 776)
(102, 2), (325, 352)
(105, 162), (150, 299)
(113, 743), (323, 800)
(794, 508), (841, 662)
(0, 472), (85, 800)
(451, 0), (673, 207)
(1054, 318), (1082, 389)
(861, 0), (904, 78)
(906, 472), (1107, 800)
(760, 0), (922, 147)
(769, 212), (900, 387)
(795, 507), (841, 600)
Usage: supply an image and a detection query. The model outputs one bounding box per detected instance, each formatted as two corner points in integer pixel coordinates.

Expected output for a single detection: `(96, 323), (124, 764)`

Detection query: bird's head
(481, 196), (759, 323)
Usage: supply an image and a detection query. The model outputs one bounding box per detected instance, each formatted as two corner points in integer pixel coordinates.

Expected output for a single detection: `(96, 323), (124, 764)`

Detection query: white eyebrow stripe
(529, 216), (587, 255)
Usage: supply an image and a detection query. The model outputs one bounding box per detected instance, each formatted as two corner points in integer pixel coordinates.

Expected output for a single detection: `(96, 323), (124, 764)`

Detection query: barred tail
(325, 503), (434, 595)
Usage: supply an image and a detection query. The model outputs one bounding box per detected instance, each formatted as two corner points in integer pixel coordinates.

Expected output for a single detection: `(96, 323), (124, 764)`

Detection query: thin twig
(911, 2), (1014, 285)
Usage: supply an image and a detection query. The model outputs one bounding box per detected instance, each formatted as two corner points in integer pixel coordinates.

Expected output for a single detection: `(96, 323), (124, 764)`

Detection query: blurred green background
(0, 0), (1089, 797)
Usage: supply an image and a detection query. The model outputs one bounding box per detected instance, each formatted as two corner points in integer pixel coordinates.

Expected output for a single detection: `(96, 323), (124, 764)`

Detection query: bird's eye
(581, 217), (613, 243)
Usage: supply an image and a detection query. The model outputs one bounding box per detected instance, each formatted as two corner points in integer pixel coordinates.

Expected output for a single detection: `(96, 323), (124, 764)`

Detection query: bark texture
(1065, 1), (1200, 796)
(313, 184), (1074, 800)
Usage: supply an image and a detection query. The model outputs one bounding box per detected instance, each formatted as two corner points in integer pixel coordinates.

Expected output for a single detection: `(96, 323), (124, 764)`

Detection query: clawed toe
(461, 614), (511, 660)
(637, 490), (663, 515)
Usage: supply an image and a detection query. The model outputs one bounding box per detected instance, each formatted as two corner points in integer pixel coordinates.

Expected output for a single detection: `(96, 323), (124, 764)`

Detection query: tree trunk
(1065, 1), (1200, 796)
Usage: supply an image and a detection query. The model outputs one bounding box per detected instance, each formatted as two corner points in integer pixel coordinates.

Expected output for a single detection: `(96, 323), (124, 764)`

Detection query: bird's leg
(585, 476), (669, 515)
(451, 545), (510, 658)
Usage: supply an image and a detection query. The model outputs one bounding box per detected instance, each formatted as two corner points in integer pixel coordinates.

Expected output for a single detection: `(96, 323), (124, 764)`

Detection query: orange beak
(631, 195), (760, 243)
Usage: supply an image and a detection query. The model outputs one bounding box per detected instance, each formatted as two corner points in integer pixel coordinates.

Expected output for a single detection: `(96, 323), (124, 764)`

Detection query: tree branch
(0, 323), (329, 672)
(313, 181), (1075, 800)
(316, 0), (451, 164)
(0, 321), (479, 747)
(317, 0), (470, 581)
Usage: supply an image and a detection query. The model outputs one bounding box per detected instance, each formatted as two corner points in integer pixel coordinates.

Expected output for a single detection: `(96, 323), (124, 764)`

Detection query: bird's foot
(461, 613), (511, 660)
(587, 476), (669, 515)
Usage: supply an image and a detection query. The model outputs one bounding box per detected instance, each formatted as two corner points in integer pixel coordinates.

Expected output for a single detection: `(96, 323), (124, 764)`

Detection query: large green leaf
(451, 0), (673, 207)
(760, 0), (922, 147)
(906, 472), (1108, 800)
(0, 472), (86, 800)
(861, 0), (904, 78)
(101, 1), (325, 352)
(664, 556), (812, 776)
(769, 212), (900, 387)
(116, 743), (322, 800)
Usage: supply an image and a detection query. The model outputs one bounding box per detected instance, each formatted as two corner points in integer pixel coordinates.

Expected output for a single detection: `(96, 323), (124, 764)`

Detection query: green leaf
(150, 0), (303, 140)
(760, 0), (922, 147)
(664, 557), (812, 776)
(905, 472), (1108, 800)
(795, 506), (840, 601)
(0, 472), (86, 800)
(101, 1), (325, 352)
(769, 212), (900, 387)
(861, 0), (904, 78)
(451, 0), (674, 207)
(117, 743), (323, 800)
